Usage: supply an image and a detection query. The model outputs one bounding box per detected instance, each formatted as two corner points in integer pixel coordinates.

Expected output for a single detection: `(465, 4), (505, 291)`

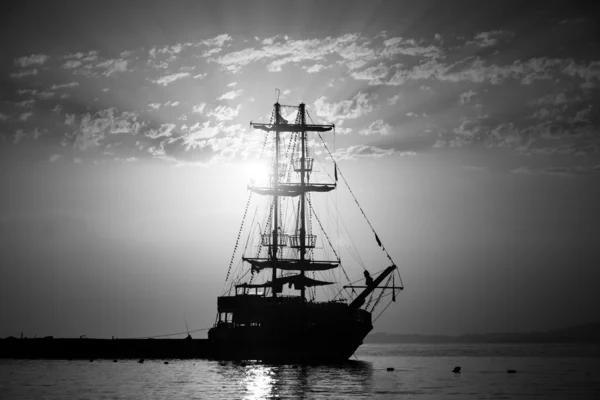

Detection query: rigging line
(242, 207), (258, 257)
(225, 127), (270, 287)
(308, 199), (353, 292)
(373, 299), (394, 324)
(322, 197), (364, 268)
(124, 327), (211, 340)
(370, 275), (393, 313)
(314, 130), (396, 268)
(223, 191), (253, 286)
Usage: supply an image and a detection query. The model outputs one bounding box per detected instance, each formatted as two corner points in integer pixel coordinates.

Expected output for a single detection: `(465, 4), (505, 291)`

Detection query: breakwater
(0, 337), (213, 359)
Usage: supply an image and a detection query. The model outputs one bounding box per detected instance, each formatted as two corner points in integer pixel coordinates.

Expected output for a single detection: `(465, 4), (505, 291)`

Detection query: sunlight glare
(245, 161), (271, 185)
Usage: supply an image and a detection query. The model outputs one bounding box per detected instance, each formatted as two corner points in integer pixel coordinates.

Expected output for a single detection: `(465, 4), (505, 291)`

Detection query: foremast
(250, 102), (335, 301)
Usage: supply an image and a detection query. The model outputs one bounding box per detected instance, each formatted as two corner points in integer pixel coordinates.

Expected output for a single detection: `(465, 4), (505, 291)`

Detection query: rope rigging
(306, 109), (404, 290)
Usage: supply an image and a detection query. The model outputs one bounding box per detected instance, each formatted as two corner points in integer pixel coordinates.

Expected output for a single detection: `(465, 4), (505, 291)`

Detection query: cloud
(226, 82), (238, 87)
(192, 103), (207, 114)
(212, 33), (365, 73)
(333, 144), (413, 160)
(62, 108), (142, 150)
(51, 82), (79, 90)
(13, 130), (27, 144)
(19, 112), (33, 121)
(388, 94), (402, 105)
(467, 30), (511, 47)
(218, 90), (242, 100)
(63, 60), (82, 69)
(10, 69), (39, 79)
(14, 99), (35, 108)
(180, 121), (244, 151)
(148, 103), (161, 110)
(14, 54), (49, 67)
(359, 119), (393, 135)
(145, 123), (176, 139)
(305, 64), (327, 73)
(208, 105), (241, 121)
(49, 154), (61, 162)
(96, 59), (128, 76)
(65, 51), (98, 60)
(314, 92), (376, 124)
(350, 63), (391, 85)
(529, 92), (573, 106)
(153, 72), (191, 86)
(0, 113), (8, 121)
(201, 34), (232, 49)
(459, 90), (477, 104)
(511, 165), (599, 177)
(193, 73), (207, 79)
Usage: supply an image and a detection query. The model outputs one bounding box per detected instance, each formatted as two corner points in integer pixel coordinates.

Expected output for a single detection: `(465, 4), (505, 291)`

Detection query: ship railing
(293, 158), (313, 172)
(261, 233), (289, 247)
(289, 234), (316, 248)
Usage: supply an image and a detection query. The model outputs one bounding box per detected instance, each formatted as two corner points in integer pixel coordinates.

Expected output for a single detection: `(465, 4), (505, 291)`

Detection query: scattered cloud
(359, 119), (393, 135)
(146, 123), (176, 139)
(208, 104), (241, 121)
(62, 108), (142, 150)
(217, 90), (242, 100)
(10, 69), (38, 79)
(14, 54), (49, 67)
(192, 103), (207, 114)
(19, 112), (33, 121)
(459, 90), (477, 104)
(51, 82), (79, 90)
(314, 92), (377, 125)
(467, 30), (512, 47)
(96, 59), (128, 76)
(153, 72), (190, 86)
(388, 94), (401, 105)
(333, 144), (414, 160)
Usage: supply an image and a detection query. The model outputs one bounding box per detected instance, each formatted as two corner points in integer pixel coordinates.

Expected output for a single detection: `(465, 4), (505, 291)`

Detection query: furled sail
(251, 123), (333, 133)
(248, 183), (336, 197)
(243, 257), (338, 272)
(237, 274), (333, 290)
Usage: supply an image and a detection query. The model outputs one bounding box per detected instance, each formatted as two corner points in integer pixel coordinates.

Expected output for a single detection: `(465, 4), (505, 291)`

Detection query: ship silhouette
(208, 99), (403, 362)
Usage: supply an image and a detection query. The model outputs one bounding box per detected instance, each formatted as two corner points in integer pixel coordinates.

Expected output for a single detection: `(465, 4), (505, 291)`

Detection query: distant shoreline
(365, 323), (600, 344)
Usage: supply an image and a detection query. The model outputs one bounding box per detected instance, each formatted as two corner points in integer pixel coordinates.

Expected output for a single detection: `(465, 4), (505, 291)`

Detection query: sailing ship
(208, 98), (403, 362)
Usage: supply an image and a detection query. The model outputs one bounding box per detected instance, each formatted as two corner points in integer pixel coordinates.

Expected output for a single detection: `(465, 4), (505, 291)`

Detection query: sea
(1, 343), (599, 399)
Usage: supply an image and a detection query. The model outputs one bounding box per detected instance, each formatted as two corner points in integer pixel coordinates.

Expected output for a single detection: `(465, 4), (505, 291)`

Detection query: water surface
(1, 343), (599, 399)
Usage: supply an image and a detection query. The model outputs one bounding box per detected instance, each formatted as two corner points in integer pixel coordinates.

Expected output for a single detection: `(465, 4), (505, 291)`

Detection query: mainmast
(249, 101), (335, 300)
(271, 102), (281, 298)
(299, 103), (307, 301)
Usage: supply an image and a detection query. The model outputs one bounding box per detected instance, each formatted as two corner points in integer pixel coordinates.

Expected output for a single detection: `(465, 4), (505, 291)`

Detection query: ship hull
(209, 296), (373, 362)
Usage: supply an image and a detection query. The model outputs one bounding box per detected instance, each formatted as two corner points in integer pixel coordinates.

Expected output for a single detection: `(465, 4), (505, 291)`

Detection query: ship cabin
(216, 282), (372, 330)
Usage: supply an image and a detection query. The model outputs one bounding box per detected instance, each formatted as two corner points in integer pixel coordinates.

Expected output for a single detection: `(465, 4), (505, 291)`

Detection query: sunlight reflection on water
(1, 344), (599, 399)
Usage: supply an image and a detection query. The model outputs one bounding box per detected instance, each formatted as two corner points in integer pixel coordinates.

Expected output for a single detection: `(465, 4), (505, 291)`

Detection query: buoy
(386, 367), (394, 371)
(164, 361), (169, 364)
(452, 366), (461, 373)
(138, 359), (144, 363)
(507, 369), (516, 374)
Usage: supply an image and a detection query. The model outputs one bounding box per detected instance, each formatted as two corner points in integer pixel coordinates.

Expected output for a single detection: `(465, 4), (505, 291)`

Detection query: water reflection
(215, 361), (374, 399)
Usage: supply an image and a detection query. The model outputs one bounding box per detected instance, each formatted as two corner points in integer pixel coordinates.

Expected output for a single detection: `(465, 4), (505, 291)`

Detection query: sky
(1, 0), (599, 338)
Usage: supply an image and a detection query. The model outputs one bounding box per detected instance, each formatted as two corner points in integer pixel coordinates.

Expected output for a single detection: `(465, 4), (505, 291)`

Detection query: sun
(245, 161), (270, 184)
